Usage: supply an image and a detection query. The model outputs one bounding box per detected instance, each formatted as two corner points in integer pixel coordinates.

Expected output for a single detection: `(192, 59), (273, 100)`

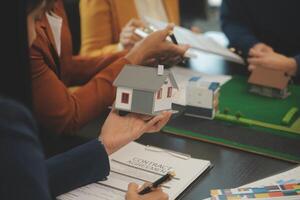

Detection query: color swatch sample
(210, 183), (300, 200)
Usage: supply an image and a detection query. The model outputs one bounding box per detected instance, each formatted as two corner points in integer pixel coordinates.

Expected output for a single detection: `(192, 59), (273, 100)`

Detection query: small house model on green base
(113, 65), (179, 115)
(248, 67), (291, 99)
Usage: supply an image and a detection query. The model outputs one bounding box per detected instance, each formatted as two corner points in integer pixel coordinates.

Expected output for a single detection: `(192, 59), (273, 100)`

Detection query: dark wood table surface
(75, 52), (297, 200)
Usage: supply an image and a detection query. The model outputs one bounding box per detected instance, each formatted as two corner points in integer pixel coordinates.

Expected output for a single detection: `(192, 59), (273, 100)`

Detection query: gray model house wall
(113, 64), (179, 115)
(131, 90), (155, 114)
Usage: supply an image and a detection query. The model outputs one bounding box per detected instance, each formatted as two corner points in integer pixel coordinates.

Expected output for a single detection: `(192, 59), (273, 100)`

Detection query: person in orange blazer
(30, 0), (188, 135)
(80, 0), (180, 57)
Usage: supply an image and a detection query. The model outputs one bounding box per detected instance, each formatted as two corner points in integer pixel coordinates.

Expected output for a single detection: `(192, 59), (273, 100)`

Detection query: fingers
(252, 43), (273, 53)
(123, 26), (135, 34)
(156, 44), (189, 66)
(144, 114), (165, 132)
(160, 43), (189, 58)
(174, 44), (190, 55)
(138, 182), (152, 192)
(161, 55), (184, 67)
(249, 46), (272, 58)
(248, 64), (257, 72)
(152, 112), (172, 131)
(190, 26), (202, 34)
(143, 189), (169, 200)
(126, 183), (139, 200)
(247, 57), (264, 66)
(122, 34), (142, 45)
(132, 113), (154, 121)
(128, 182), (139, 192)
(155, 24), (175, 41)
(145, 112), (172, 133)
(121, 20), (145, 48)
(123, 28), (143, 40)
(121, 32), (142, 48)
(128, 19), (147, 28)
(249, 48), (266, 58)
(126, 183), (168, 200)
(142, 58), (159, 67)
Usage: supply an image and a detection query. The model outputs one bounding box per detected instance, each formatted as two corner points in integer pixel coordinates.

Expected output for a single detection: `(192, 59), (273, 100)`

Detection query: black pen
(168, 31), (178, 45)
(138, 171), (176, 195)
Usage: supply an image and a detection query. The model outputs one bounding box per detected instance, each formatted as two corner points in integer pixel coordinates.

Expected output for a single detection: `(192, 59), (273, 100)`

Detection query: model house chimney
(158, 65), (164, 76)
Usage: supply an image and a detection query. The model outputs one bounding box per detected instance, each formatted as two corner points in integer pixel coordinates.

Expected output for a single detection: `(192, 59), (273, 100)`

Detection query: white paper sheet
(144, 17), (245, 64)
(57, 183), (125, 200)
(58, 142), (211, 200)
(242, 166), (300, 188)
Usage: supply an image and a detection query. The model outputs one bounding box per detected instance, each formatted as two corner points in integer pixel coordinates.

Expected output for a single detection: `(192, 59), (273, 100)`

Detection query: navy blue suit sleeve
(0, 98), (51, 200)
(47, 139), (110, 197)
(220, 0), (260, 58)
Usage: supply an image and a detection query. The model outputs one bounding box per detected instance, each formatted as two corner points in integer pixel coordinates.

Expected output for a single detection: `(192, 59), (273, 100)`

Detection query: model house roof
(113, 65), (179, 92)
(248, 67), (290, 90)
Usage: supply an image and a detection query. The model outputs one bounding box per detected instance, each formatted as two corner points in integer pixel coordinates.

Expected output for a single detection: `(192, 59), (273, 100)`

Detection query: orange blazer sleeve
(50, 0), (125, 86)
(61, 51), (127, 86)
(30, 34), (130, 135)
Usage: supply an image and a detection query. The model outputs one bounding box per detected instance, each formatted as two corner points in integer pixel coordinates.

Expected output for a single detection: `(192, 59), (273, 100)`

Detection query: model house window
(157, 88), (162, 99)
(167, 87), (172, 98)
(121, 93), (129, 104)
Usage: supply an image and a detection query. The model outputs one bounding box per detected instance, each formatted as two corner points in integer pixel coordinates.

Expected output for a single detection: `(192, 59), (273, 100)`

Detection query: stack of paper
(144, 17), (245, 65)
(207, 166), (300, 200)
(58, 142), (211, 200)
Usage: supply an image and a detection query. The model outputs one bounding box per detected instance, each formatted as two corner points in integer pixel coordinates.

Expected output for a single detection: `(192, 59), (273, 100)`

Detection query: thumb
(142, 189), (169, 200)
(127, 183), (139, 193)
(146, 114), (164, 128)
(159, 24), (175, 40)
(177, 44), (190, 55)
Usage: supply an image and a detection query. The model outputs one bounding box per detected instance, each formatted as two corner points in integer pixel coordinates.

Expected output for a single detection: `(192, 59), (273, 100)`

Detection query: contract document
(57, 142), (211, 200)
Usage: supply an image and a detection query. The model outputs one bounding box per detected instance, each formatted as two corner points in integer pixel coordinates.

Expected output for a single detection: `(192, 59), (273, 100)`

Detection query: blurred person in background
(221, 0), (300, 76)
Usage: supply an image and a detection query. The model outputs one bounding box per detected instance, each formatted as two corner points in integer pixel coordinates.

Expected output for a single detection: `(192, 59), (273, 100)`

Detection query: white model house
(185, 77), (220, 119)
(113, 65), (179, 115)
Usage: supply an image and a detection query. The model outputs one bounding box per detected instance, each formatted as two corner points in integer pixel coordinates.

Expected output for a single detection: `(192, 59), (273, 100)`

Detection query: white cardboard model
(113, 65), (179, 115)
(185, 77), (220, 119)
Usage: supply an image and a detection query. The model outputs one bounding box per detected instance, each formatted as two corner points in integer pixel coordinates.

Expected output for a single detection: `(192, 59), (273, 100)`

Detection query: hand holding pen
(134, 24), (196, 59)
(126, 183), (169, 200)
(125, 171), (175, 200)
(139, 171), (176, 195)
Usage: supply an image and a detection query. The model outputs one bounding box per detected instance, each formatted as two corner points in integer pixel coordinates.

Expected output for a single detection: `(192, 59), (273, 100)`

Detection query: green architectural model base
(217, 76), (300, 134)
(282, 107), (299, 126)
(161, 76), (300, 163)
